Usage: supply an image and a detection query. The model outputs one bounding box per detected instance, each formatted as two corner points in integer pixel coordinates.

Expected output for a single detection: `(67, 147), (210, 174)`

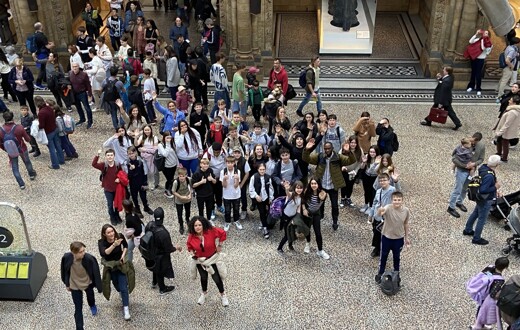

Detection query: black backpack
(174, 177), (191, 192)
(139, 226), (164, 265)
(497, 278), (520, 319)
(123, 58), (135, 76)
(103, 78), (119, 102)
(380, 270), (401, 296)
(298, 68), (313, 89)
(468, 170), (495, 202)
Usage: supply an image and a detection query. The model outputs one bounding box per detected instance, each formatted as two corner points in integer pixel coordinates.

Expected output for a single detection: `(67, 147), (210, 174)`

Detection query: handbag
(285, 84), (296, 100)
(428, 106), (448, 124)
(95, 68), (106, 83)
(36, 129), (48, 145)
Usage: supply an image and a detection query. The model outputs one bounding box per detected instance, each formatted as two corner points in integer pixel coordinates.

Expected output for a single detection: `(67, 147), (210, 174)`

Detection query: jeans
(464, 200), (493, 240)
(197, 196), (215, 220)
(110, 269), (129, 306)
(107, 102), (123, 129)
(179, 158), (199, 176)
(197, 264), (225, 293)
(145, 100), (156, 123)
(211, 90), (230, 119)
(467, 59), (485, 91)
(10, 150), (36, 187)
(60, 135), (77, 157)
(110, 35), (121, 52)
(378, 236), (405, 275)
(296, 89), (322, 114)
(178, 62), (186, 78)
(74, 91), (93, 125)
(127, 237), (136, 263)
(320, 188), (339, 225)
(46, 128), (65, 168)
(104, 190), (117, 222)
(449, 167), (470, 209)
(232, 100), (247, 117)
(71, 284), (96, 330)
(16, 90), (37, 116)
(223, 198), (240, 223)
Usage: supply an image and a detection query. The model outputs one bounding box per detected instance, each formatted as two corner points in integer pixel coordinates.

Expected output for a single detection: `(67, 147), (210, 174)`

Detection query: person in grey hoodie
(368, 173), (396, 258)
(318, 114), (346, 153)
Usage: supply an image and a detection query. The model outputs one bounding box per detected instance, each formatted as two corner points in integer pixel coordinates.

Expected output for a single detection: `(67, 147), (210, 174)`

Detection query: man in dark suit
(421, 66), (462, 130)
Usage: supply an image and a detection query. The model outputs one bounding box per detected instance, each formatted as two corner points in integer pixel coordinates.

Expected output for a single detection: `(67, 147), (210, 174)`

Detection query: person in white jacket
(85, 48), (105, 110)
(158, 131), (179, 198)
(174, 119), (202, 175)
(103, 126), (133, 171)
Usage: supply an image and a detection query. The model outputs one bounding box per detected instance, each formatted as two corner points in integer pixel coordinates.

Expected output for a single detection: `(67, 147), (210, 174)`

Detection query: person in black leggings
(302, 177), (330, 259)
(277, 181), (304, 254)
(340, 136), (363, 208)
(359, 145), (380, 215)
(248, 163), (274, 239)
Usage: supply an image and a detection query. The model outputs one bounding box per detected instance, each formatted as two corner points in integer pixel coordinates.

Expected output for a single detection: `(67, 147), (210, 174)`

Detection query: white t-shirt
(143, 78), (155, 101)
(220, 168), (241, 200)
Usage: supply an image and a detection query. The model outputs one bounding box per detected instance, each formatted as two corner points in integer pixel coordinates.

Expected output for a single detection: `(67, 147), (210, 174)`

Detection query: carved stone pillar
(9, 0), (39, 46)
(36, 0), (73, 50)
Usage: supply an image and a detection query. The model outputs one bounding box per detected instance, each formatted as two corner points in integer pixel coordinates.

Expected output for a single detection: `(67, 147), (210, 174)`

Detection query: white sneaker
(304, 243), (310, 254)
(89, 101), (94, 106)
(91, 107), (98, 112)
(477, 91), (482, 96)
(466, 88), (472, 92)
(197, 293), (206, 305)
(235, 221), (243, 230)
(123, 306), (131, 320)
(359, 204), (368, 213)
(317, 250), (330, 260)
(221, 295), (229, 307)
(210, 210), (216, 220)
(224, 223), (230, 231)
(240, 211), (247, 220)
(364, 208), (371, 216)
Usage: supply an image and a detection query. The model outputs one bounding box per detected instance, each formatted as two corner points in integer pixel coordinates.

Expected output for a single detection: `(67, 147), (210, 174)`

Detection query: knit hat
(487, 155), (501, 167)
(153, 207), (164, 225)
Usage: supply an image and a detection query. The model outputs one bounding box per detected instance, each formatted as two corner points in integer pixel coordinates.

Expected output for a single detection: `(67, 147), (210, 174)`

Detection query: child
(232, 147), (251, 221)
(223, 125), (250, 156)
(192, 158), (217, 222)
(117, 36), (131, 62)
(452, 137), (474, 178)
(143, 69), (156, 123)
(176, 86), (193, 115)
(127, 75), (149, 123)
(277, 181), (305, 254)
(189, 102), (210, 143)
(230, 111), (250, 135)
(143, 51), (158, 92)
(20, 106), (40, 157)
(216, 99), (232, 128)
(125, 146), (153, 216)
(172, 168), (192, 235)
(202, 142), (227, 220)
(248, 162), (274, 239)
(272, 147), (303, 197)
(54, 106), (79, 160)
(221, 156), (242, 232)
(247, 80), (263, 122)
(206, 116), (228, 147)
(249, 121), (271, 153)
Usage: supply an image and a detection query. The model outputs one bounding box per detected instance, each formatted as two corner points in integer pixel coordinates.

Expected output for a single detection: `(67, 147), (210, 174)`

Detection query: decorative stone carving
(428, 0), (448, 52)
(49, 0), (69, 48)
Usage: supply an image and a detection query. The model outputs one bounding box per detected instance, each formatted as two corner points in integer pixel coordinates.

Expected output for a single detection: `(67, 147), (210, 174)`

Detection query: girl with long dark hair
(277, 180), (305, 254)
(248, 163), (274, 239)
(359, 145), (380, 215)
(145, 19), (160, 48)
(135, 124), (160, 189)
(174, 120), (202, 175)
(302, 177), (329, 259)
(103, 126), (133, 166)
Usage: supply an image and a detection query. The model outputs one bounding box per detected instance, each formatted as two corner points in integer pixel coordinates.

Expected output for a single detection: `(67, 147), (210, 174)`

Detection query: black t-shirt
(125, 213), (143, 236)
(34, 31), (49, 54)
(191, 168), (214, 197)
(98, 233), (128, 261)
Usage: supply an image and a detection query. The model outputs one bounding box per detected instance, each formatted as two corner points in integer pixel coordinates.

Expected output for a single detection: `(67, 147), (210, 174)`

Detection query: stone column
(36, 0), (73, 50)
(420, 0), (450, 77)
(9, 0), (39, 47)
(236, 0), (252, 54)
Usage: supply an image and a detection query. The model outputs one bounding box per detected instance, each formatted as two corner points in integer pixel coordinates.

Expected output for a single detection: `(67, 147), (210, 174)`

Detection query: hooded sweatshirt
(202, 146), (227, 179)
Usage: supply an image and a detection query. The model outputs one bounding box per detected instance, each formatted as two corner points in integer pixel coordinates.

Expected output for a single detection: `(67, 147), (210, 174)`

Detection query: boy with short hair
(233, 147), (251, 221)
(172, 167), (192, 235)
(248, 80), (263, 121)
(230, 111), (250, 134)
(206, 115), (228, 147)
(192, 158), (217, 221)
(92, 148), (123, 225)
(223, 125), (250, 155)
(368, 173), (396, 258)
(143, 68), (156, 123)
(272, 147), (303, 197)
(375, 191), (411, 284)
(221, 155), (242, 231)
(20, 105), (40, 157)
(189, 101), (210, 141)
(249, 121), (271, 152)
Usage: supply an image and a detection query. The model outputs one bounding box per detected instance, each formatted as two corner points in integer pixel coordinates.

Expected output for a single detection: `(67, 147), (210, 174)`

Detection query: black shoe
(375, 274), (382, 284)
(64, 156), (73, 161)
(462, 229), (474, 236)
(501, 159), (508, 163)
(72, 153), (79, 158)
(296, 111), (304, 118)
(48, 164), (60, 170)
(288, 244), (295, 251)
(28, 148), (36, 153)
(144, 206), (154, 215)
(76, 121), (85, 126)
(447, 207), (460, 218)
(250, 204), (257, 211)
(370, 248), (380, 258)
(33, 151), (41, 157)
(472, 238), (489, 245)
(160, 286), (175, 295)
(456, 203), (468, 212)
(420, 120), (431, 126)
(504, 224), (511, 231)
(110, 219), (118, 226)
(332, 223), (339, 231)
(116, 215), (123, 224)
(452, 124), (462, 131)
(179, 225), (185, 235)
(29, 172), (37, 180)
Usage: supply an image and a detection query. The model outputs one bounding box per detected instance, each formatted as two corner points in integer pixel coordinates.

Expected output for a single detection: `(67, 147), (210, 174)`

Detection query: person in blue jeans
(35, 96), (65, 169)
(92, 149), (123, 225)
(98, 224), (132, 321)
(61, 241), (102, 330)
(102, 66), (126, 129)
(0, 111), (37, 189)
(296, 56), (322, 117)
(463, 155), (501, 245)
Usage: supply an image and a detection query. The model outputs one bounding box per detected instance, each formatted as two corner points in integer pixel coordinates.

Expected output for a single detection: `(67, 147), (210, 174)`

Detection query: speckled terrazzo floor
(0, 95), (518, 329)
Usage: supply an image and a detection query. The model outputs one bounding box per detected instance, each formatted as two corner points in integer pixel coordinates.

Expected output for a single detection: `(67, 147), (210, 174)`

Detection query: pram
(490, 190), (520, 220)
(502, 206), (520, 256)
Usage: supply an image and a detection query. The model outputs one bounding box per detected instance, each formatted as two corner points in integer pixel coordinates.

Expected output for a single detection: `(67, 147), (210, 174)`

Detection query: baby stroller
(502, 206), (520, 256)
(490, 190), (520, 220)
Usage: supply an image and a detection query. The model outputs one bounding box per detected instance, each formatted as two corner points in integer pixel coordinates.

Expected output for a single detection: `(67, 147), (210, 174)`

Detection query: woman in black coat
(8, 58), (37, 115)
(376, 117), (396, 156)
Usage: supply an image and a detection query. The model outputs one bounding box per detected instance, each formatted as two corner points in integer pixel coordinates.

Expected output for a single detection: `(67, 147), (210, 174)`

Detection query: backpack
(497, 277), (520, 319)
(468, 171), (494, 202)
(123, 59), (135, 76)
(0, 125), (21, 158)
(103, 78), (119, 102)
(466, 270), (503, 305)
(499, 52), (507, 69)
(139, 225), (164, 265)
(63, 114), (76, 134)
(380, 270), (401, 296)
(26, 33), (38, 53)
(99, 163), (122, 182)
(298, 68), (312, 89)
(154, 149), (165, 172)
(269, 196), (290, 219)
(391, 133), (399, 152)
(174, 177), (191, 193)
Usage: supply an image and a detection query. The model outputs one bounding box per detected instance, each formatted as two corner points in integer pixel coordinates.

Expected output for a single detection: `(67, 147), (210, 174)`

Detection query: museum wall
(273, 0), (316, 12)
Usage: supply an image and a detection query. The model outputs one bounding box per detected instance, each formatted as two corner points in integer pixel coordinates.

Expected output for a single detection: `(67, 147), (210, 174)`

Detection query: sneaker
(496, 98), (500, 104)
(164, 190), (173, 199)
(87, 123), (93, 129)
(262, 227), (270, 239)
(466, 87), (472, 92)
(209, 220), (215, 226)
(123, 306), (131, 320)
(250, 204), (257, 211)
(221, 295), (229, 307)
(29, 173), (37, 180)
(240, 211), (247, 220)
(462, 229), (475, 236)
(370, 248), (380, 258)
(20, 185), (25, 190)
(277, 249), (284, 255)
(197, 293), (206, 305)
(364, 208), (371, 216)
(210, 210), (216, 220)
(91, 107), (98, 112)
(143, 206), (154, 215)
(67, 107), (73, 113)
(472, 238), (489, 245)
(346, 198), (355, 208)
(477, 91), (482, 96)
(90, 305), (98, 316)
(304, 243), (310, 254)
(33, 151), (41, 157)
(217, 205), (225, 213)
(89, 101), (95, 106)
(75, 121), (85, 127)
(317, 250), (330, 260)
(151, 282), (158, 289)
(359, 204), (368, 213)
(375, 274), (382, 284)
(224, 223), (230, 231)
(34, 84), (45, 90)
(235, 221), (243, 230)
(339, 198), (345, 208)
(179, 225), (185, 235)
(160, 285), (175, 295)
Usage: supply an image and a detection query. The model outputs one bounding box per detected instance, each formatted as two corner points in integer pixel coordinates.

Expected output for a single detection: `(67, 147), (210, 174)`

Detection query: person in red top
(267, 58), (289, 97)
(69, 62), (94, 128)
(92, 148), (123, 225)
(35, 96), (65, 169)
(186, 216), (229, 306)
(205, 116), (228, 147)
(0, 111), (36, 189)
